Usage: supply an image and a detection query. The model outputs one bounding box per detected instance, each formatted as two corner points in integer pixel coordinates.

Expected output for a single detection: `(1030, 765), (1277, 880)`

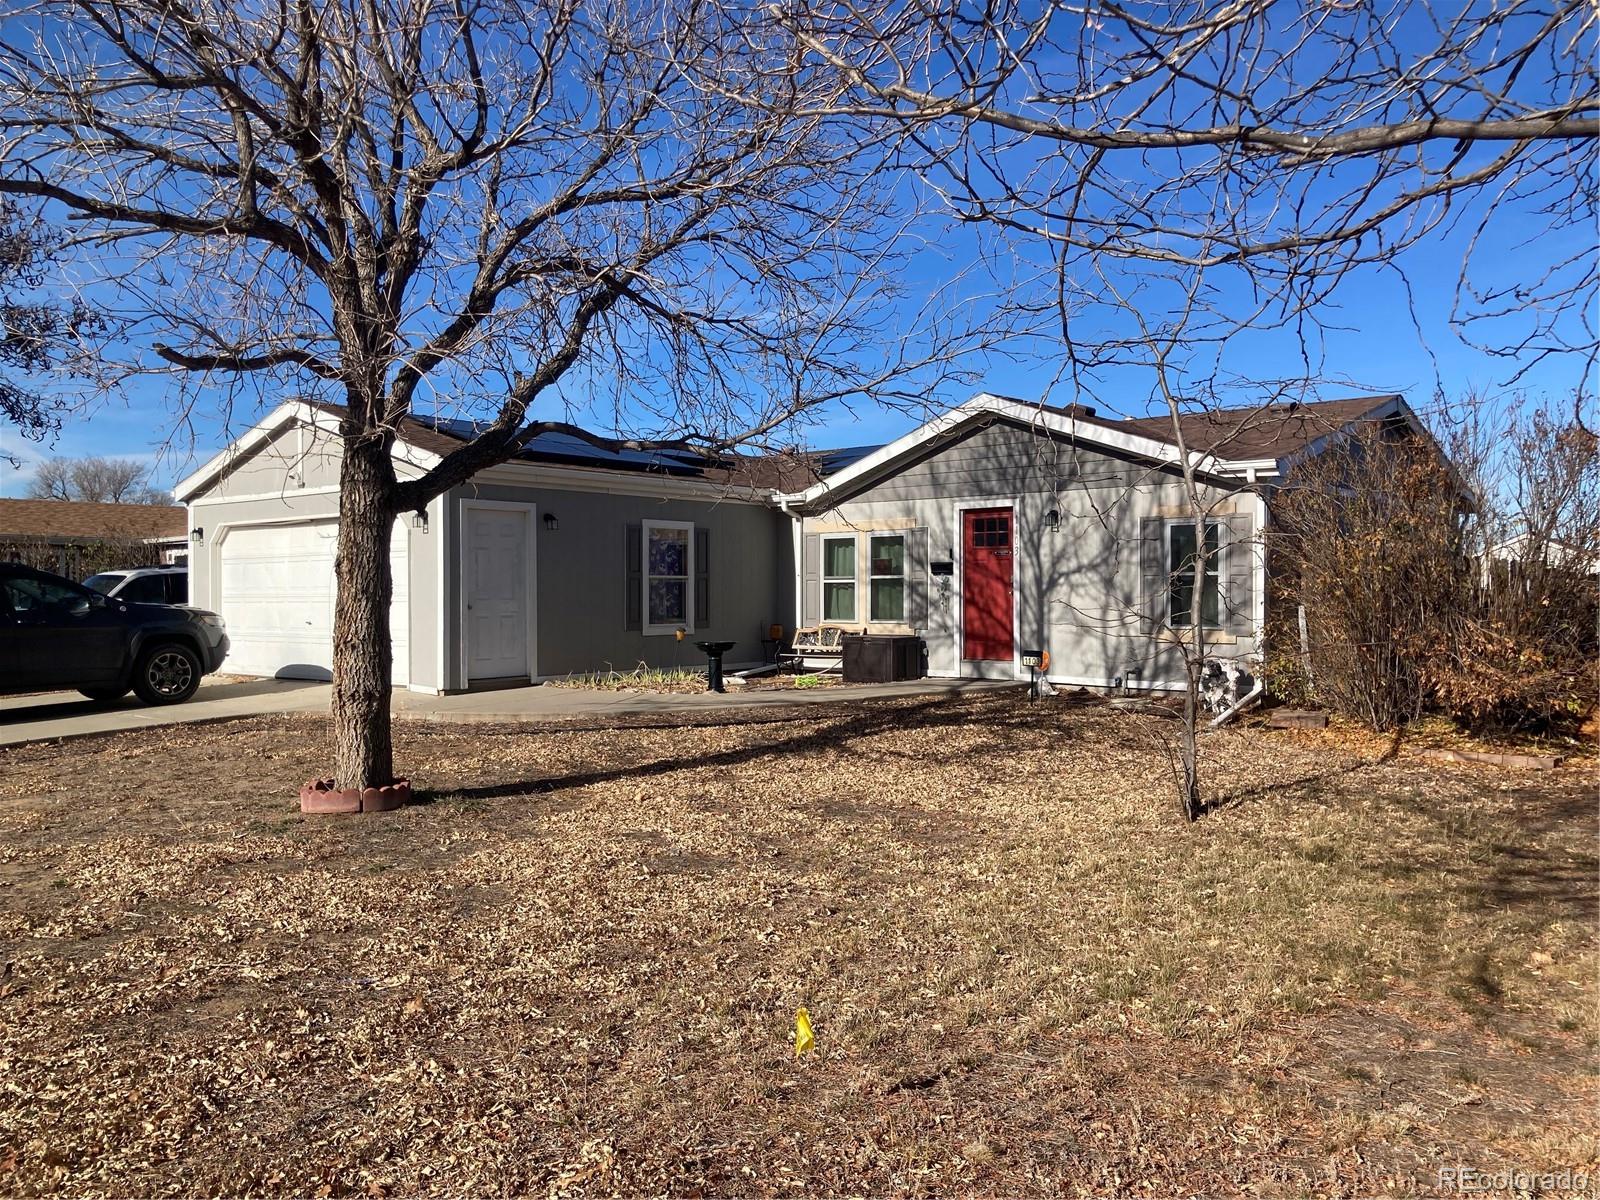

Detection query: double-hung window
(643, 520), (693, 634)
(869, 534), (905, 622)
(821, 535), (857, 622)
(1168, 521), (1221, 627)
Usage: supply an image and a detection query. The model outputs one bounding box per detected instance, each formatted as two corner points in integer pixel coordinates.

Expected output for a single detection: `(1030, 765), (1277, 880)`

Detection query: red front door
(962, 507), (1014, 662)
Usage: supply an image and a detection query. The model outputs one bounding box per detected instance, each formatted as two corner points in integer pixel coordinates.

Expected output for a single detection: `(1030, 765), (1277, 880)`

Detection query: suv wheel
(133, 642), (202, 705)
(78, 686), (129, 704)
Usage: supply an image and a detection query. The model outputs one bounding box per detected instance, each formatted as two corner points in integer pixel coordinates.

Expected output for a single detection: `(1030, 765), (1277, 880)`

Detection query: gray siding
(799, 419), (1262, 687)
(201, 425), (343, 498)
(444, 479), (789, 683)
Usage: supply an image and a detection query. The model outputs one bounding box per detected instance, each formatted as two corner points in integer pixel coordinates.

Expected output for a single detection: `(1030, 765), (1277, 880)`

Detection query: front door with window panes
(961, 508), (1014, 661)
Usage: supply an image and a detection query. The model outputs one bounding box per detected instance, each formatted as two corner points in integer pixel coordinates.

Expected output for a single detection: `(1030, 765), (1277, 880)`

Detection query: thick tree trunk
(331, 432), (398, 789)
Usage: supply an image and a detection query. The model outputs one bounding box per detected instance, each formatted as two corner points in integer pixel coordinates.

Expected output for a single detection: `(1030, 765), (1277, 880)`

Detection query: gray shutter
(801, 533), (821, 627)
(905, 527), (929, 630)
(1138, 516), (1166, 634)
(625, 523), (642, 631)
(1221, 511), (1254, 636)
(693, 527), (710, 631)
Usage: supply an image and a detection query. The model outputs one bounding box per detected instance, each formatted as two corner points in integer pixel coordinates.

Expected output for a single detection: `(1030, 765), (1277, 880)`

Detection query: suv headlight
(196, 613), (226, 629)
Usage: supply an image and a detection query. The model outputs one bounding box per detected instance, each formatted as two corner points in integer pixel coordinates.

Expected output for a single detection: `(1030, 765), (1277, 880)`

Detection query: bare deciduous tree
(0, 0), (979, 788)
(1, 198), (94, 449)
(26, 455), (168, 504)
(783, 1), (1596, 371)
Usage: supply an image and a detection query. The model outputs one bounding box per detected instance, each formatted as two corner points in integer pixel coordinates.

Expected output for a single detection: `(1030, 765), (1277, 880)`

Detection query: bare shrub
(1273, 402), (1599, 734)
(1273, 431), (1464, 730)
(1438, 407), (1599, 731)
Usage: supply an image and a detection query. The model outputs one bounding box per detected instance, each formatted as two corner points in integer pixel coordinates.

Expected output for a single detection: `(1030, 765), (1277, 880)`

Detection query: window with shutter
(1167, 520), (1221, 628)
(642, 520), (694, 634)
(821, 534), (857, 622)
(868, 534), (905, 621)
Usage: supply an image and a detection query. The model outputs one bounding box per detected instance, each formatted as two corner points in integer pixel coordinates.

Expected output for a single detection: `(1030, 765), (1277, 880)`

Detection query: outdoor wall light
(411, 509), (429, 531)
(1044, 508), (1061, 531)
(190, 526), (204, 542)
(543, 512), (559, 531)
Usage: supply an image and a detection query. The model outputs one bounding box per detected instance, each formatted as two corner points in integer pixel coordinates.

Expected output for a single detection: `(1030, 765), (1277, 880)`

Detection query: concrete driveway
(1, 677), (1016, 747)
(0, 678), (331, 747)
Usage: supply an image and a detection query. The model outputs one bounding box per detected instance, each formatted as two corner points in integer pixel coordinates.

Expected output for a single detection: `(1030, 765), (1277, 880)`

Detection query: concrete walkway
(1, 677), (1016, 748)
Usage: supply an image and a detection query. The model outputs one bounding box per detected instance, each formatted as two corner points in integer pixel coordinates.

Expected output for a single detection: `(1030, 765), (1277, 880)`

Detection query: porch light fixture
(543, 512), (559, 531)
(190, 526), (204, 542)
(1044, 508), (1061, 531)
(411, 509), (429, 531)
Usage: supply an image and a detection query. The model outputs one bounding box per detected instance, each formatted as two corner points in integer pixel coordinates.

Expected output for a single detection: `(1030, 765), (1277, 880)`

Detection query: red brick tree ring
(300, 777), (411, 815)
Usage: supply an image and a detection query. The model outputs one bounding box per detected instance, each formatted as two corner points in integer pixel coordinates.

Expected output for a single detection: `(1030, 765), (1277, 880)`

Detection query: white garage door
(218, 522), (409, 684)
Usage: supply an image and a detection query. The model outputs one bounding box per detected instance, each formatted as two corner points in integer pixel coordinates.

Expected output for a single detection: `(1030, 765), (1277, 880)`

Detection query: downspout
(779, 496), (802, 633)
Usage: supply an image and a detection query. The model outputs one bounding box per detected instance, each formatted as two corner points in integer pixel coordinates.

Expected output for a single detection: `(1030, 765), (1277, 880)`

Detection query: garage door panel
(219, 522), (409, 684)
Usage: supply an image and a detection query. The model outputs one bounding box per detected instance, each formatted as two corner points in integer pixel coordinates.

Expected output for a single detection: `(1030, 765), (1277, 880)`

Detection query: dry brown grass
(0, 691), (1594, 1196)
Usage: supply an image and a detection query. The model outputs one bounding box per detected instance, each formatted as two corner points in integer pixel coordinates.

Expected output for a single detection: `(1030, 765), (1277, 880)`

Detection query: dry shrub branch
(1272, 401), (1599, 733)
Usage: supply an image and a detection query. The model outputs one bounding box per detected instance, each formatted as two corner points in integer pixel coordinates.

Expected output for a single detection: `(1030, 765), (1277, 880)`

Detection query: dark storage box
(841, 634), (924, 683)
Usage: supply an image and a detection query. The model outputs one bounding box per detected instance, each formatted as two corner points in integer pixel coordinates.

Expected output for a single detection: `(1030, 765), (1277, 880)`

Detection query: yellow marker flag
(794, 1007), (815, 1057)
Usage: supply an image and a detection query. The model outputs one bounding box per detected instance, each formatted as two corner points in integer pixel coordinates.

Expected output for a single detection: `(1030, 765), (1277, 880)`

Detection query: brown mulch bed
(0, 692), (1594, 1196)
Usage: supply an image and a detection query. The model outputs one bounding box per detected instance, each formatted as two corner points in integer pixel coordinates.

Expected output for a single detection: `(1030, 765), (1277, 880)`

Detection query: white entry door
(465, 506), (530, 680)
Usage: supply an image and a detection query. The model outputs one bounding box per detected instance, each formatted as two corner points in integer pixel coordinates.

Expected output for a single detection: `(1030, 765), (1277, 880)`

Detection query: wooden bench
(779, 624), (861, 672)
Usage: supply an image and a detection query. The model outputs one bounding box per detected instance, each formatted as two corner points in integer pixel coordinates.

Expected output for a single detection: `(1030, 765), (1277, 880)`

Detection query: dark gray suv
(0, 562), (229, 704)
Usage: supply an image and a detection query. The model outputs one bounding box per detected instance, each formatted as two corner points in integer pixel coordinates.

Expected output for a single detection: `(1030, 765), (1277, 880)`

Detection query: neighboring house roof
(1488, 533), (1599, 574)
(0, 499), (187, 543)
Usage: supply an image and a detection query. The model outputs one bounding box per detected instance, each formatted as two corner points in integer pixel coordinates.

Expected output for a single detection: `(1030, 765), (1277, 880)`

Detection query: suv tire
(78, 686), (129, 704)
(132, 642), (203, 705)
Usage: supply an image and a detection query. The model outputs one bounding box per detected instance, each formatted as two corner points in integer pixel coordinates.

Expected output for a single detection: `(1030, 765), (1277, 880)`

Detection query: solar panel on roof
(424, 418), (713, 474)
(813, 445), (880, 473)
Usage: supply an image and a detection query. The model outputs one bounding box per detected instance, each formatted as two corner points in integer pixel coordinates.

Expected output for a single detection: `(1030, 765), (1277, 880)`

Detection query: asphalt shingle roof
(0, 499), (187, 542)
(1115, 396), (1403, 460)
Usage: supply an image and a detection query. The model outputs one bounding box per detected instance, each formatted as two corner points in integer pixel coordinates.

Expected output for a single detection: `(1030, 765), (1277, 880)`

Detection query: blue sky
(1, 8), (1594, 497)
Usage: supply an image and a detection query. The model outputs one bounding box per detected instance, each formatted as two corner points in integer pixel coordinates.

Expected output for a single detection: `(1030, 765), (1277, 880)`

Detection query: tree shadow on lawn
(1375, 778), (1599, 923)
(409, 692), (1056, 807)
(1196, 728), (1403, 817)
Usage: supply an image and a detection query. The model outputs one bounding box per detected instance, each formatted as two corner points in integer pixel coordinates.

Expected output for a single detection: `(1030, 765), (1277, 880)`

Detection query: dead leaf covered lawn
(0, 692), (1594, 1196)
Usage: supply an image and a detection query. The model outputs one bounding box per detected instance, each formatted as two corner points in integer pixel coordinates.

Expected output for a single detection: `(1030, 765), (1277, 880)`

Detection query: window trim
(868, 532), (906, 623)
(820, 533), (858, 624)
(642, 519), (695, 636)
(1165, 518), (1223, 629)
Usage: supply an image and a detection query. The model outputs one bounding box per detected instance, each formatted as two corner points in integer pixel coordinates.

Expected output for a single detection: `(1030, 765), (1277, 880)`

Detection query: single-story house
(175, 391), (1426, 693)
(0, 498), (189, 576)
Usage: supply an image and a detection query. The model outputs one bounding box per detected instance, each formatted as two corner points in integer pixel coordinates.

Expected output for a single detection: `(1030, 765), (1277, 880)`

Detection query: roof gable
(779, 392), (1421, 507)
